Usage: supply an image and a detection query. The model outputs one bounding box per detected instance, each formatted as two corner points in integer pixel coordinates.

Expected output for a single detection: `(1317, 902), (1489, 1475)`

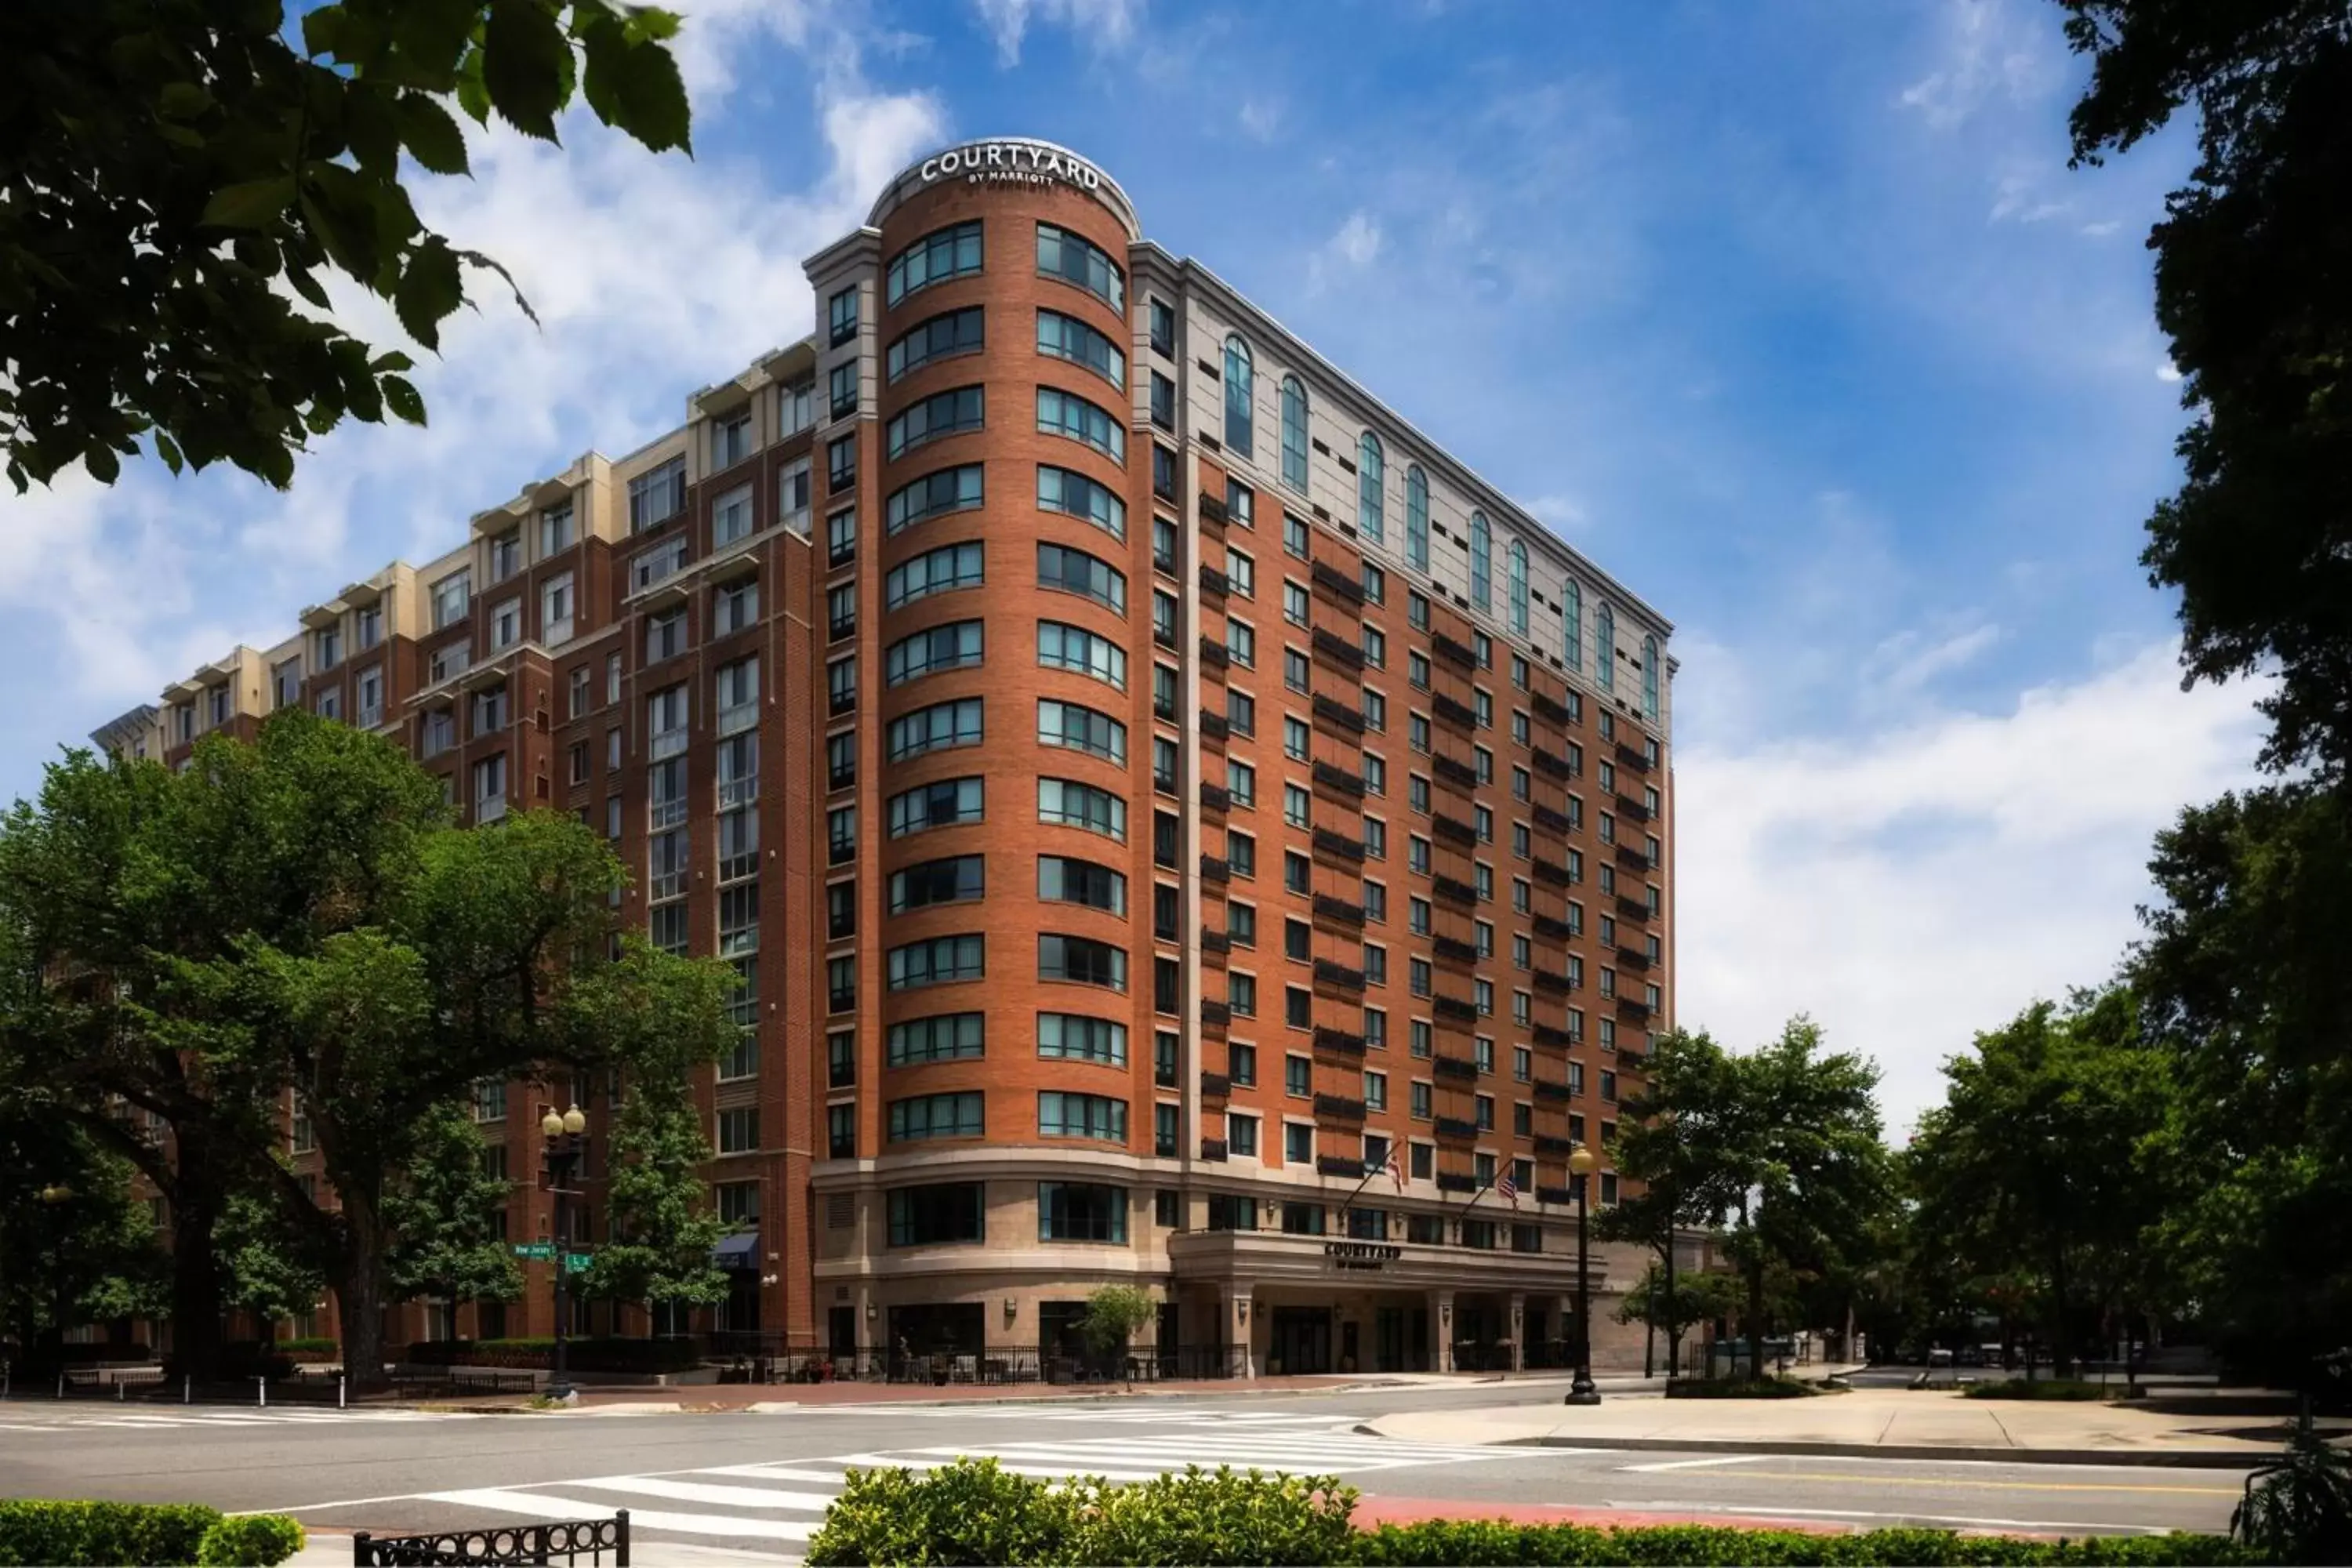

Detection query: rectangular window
(887, 1091), (985, 1142)
(1038, 1181), (1127, 1243)
(888, 1184), (985, 1247)
(1039, 1092), (1128, 1142)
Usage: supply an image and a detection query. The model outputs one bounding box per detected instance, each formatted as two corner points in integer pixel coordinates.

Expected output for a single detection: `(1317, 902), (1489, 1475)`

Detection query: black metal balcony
(1434, 1117), (1479, 1143)
(1198, 564), (1230, 600)
(1201, 1000), (1230, 1027)
(1312, 627), (1366, 673)
(1199, 636), (1230, 670)
(1313, 893), (1366, 927)
(1310, 559), (1365, 606)
(1200, 710), (1230, 741)
(1536, 1183), (1576, 1207)
(1616, 895), (1651, 922)
(1533, 1023), (1573, 1048)
(1535, 1134), (1575, 1156)
(1313, 1025), (1367, 1057)
(1534, 692), (1574, 726)
(1436, 1170), (1479, 1192)
(1432, 874), (1478, 908)
(1200, 782), (1232, 813)
(1200, 929), (1231, 955)
(1617, 948), (1652, 974)
(1534, 913), (1574, 942)
(1432, 814), (1477, 848)
(1317, 1154), (1367, 1178)
(1534, 971), (1574, 995)
(1614, 742), (1650, 773)
(1432, 753), (1479, 792)
(1431, 693), (1477, 731)
(1432, 934), (1478, 964)
(1200, 1137), (1229, 1161)
(1432, 632), (1477, 671)
(1311, 693), (1365, 735)
(1432, 1054), (1479, 1083)
(1533, 747), (1575, 780)
(1617, 795), (1651, 825)
(1533, 858), (1572, 887)
(1312, 760), (1366, 799)
(1312, 826), (1366, 863)
(1433, 994), (1478, 1024)
(1617, 996), (1653, 1023)
(1313, 958), (1366, 993)
(1532, 804), (1573, 836)
(1616, 843), (1650, 871)
(1200, 492), (1229, 528)
(1315, 1093), (1367, 1123)
(1534, 1079), (1572, 1103)
(1200, 855), (1230, 884)
(1200, 1070), (1231, 1098)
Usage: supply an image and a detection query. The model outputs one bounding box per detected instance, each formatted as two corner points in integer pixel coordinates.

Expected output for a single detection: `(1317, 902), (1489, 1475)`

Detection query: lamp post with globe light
(1566, 1145), (1601, 1406)
(539, 1105), (588, 1403)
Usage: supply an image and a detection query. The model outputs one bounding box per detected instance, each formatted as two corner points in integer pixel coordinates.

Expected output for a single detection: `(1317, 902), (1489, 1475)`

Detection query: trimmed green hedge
(1664, 1377), (1821, 1399)
(0, 1501), (303, 1566)
(1962, 1379), (2115, 1401)
(802, 1459), (2256, 1566)
(404, 1336), (699, 1373)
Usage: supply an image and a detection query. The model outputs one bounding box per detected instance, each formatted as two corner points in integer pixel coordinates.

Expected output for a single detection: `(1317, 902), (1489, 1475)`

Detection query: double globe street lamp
(539, 1105), (589, 1404)
(1565, 1145), (1602, 1406)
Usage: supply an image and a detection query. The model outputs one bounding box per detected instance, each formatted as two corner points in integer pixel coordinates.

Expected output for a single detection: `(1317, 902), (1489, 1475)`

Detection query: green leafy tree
(2059, 1), (2352, 782)
(1597, 1027), (1744, 1375)
(2132, 786), (2352, 1382)
(383, 1101), (521, 1319)
(216, 1190), (328, 1330)
(1906, 988), (2176, 1377)
(0, 712), (733, 1384)
(1613, 1261), (1737, 1348)
(1075, 1285), (1157, 1359)
(1714, 1019), (1897, 1366)
(0, 1098), (167, 1366)
(0, 0), (691, 493)
(573, 943), (739, 1322)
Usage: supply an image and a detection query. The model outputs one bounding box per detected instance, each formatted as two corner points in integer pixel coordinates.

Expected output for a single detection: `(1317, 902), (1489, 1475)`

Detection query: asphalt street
(0, 1384), (2250, 1559)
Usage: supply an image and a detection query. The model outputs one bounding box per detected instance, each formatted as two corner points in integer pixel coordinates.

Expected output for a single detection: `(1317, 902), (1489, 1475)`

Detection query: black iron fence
(697, 1338), (1253, 1386)
(353, 1512), (626, 1566)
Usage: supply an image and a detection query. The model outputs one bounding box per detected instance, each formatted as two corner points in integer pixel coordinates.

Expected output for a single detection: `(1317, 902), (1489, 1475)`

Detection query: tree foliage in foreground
(2060, 0), (2352, 782)
(0, 0), (691, 493)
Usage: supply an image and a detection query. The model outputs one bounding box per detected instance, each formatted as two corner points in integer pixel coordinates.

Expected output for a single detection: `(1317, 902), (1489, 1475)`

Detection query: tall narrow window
(1357, 432), (1385, 543)
(1469, 512), (1491, 610)
(1405, 466), (1428, 570)
(1223, 336), (1254, 457)
(1562, 580), (1583, 671)
(1506, 539), (1528, 634)
(1642, 634), (1661, 719)
(1595, 603), (1615, 692)
(1279, 376), (1308, 492)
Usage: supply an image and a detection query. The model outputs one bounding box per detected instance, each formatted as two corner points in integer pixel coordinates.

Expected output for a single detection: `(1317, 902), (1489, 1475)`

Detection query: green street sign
(566, 1253), (592, 1274)
(513, 1243), (555, 1260)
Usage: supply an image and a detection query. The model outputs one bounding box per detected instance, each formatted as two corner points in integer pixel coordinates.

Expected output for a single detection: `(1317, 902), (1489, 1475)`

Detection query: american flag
(1385, 1145), (1406, 1191)
(1498, 1170), (1519, 1208)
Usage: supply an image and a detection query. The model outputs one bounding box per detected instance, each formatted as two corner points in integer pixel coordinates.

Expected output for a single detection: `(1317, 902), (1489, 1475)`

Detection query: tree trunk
(335, 1192), (390, 1392)
(166, 1174), (227, 1381)
(1746, 1256), (1766, 1381)
(2049, 1248), (2074, 1379)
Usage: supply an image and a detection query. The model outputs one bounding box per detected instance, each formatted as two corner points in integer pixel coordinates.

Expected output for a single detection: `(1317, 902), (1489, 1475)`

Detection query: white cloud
(1238, 96), (1282, 142)
(1673, 642), (2266, 1136)
(2156, 361), (2183, 383)
(1899, 0), (2062, 131)
(1330, 210), (1382, 267)
(970, 0), (1144, 67)
(1862, 621), (2002, 698)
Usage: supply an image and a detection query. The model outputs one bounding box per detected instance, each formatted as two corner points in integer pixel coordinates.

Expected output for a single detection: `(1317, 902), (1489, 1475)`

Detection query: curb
(1462, 1432), (2266, 1468)
(562, 1378), (1402, 1414)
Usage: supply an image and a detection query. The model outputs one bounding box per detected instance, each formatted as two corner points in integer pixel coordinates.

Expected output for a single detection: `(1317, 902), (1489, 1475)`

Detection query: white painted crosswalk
(786, 1401), (1367, 1427)
(414, 1431), (1533, 1555)
(0, 1406), (475, 1430)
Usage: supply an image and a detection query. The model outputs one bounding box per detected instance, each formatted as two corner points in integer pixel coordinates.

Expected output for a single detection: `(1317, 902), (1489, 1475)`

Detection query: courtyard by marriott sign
(1324, 1240), (1403, 1272)
(920, 142), (1105, 194)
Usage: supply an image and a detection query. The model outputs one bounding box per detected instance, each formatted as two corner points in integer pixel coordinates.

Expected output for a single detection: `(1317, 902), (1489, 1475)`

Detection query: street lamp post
(539, 1105), (588, 1403)
(1565, 1145), (1601, 1406)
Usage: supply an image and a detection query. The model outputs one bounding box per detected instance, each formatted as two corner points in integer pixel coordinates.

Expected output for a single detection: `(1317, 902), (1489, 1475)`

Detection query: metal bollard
(56, 1371), (64, 1399)
(257, 1375), (267, 1409)
(184, 1374), (192, 1404)
(118, 1378), (126, 1402)
(339, 1373), (347, 1410)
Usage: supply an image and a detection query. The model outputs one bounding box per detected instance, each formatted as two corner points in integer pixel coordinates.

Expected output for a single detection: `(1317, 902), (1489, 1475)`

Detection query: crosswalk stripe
(421, 1490), (813, 1543)
(565, 1476), (840, 1511)
(702, 1464), (858, 1485)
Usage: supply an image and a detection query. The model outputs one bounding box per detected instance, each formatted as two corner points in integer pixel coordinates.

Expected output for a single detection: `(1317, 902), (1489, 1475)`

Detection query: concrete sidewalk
(1365, 1386), (2292, 1467)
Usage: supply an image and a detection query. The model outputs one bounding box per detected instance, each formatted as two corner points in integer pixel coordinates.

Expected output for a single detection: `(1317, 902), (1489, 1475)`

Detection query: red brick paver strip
(1349, 1497), (1850, 1534)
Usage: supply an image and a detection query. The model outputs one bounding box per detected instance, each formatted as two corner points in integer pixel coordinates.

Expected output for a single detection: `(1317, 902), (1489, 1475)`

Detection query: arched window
(1279, 376), (1309, 492)
(1357, 433), (1385, 544)
(1595, 603), (1615, 692)
(1405, 466), (1429, 570)
(1223, 336), (1254, 458)
(1506, 539), (1528, 634)
(1468, 512), (1491, 611)
(1561, 581), (1582, 671)
(1642, 635), (1661, 720)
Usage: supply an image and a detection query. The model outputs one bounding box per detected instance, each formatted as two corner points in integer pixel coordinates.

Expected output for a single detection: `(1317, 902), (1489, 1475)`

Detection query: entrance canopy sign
(1324, 1240), (1403, 1272)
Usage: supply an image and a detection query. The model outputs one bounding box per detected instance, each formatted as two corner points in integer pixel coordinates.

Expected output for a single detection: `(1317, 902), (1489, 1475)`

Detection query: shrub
(0, 1500), (223, 1566)
(1346, 1522), (2253, 1566)
(1961, 1379), (2116, 1402)
(1664, 1377), (1820, 1399)
(401, 1336), (699, 1374)
(806, 1458), (1081, 1565)
(1074, 1467), (1358, 1565)
(271, 1338), (339, 1359)
(195, 1515), (306, 1566)
(2232, 1423), (2352, 1563)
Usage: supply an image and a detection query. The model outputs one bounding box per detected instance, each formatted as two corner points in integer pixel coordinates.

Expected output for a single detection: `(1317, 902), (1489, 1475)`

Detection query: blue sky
(0, 0), (2267, 1127)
